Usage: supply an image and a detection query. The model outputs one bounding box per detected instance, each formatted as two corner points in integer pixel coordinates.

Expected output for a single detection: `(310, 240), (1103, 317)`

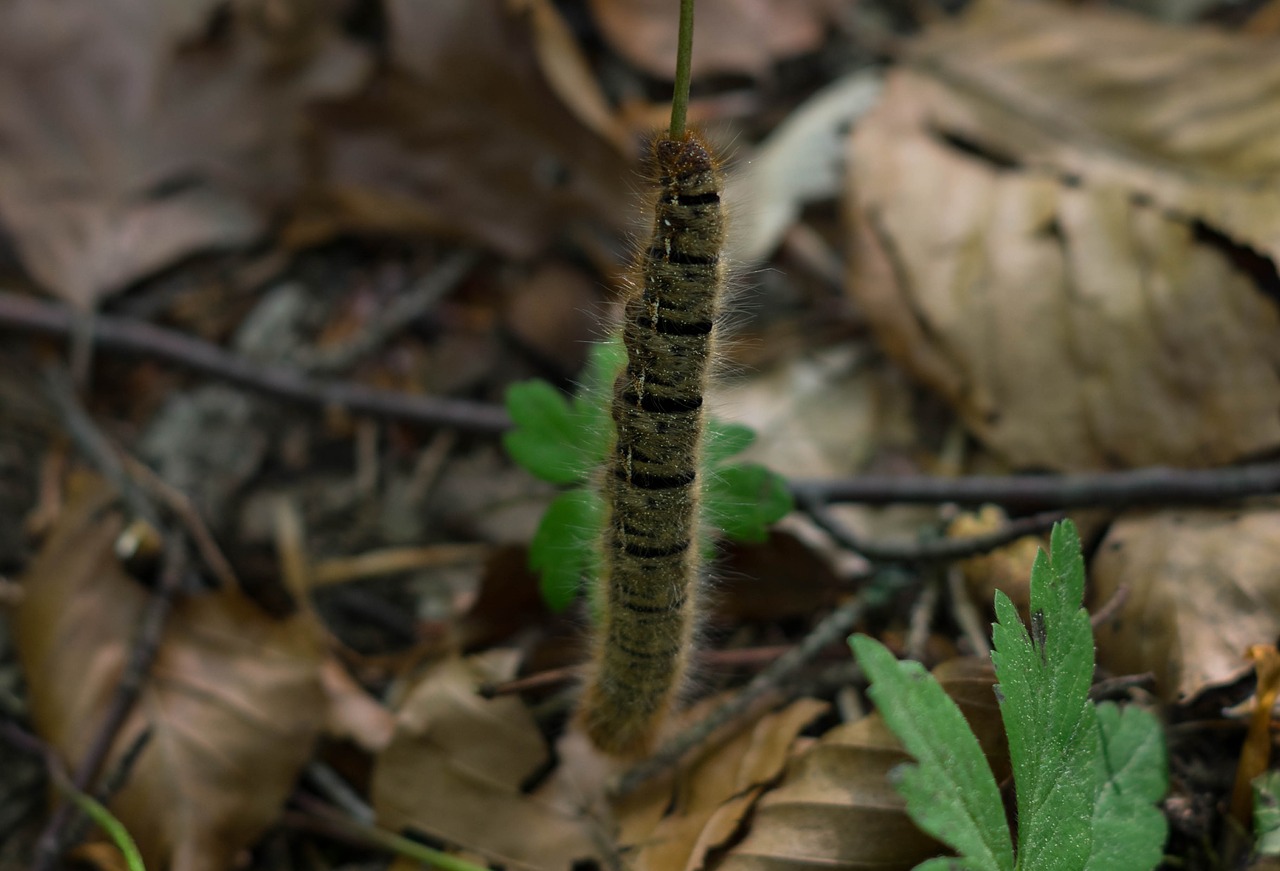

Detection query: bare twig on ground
(1, 290), (512, 434)
(799, 493), (1064, 563)
(300, 249), (480, 375)
(791, 462), (1280, 510)
(121, 454), (239, 590)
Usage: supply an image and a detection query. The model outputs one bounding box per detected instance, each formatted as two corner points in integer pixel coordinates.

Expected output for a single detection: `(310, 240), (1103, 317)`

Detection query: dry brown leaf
(1092, 508), (1280, 702)
(371, 650), (604, 870)
(717, 658), (1006, 871)
(0, 0), (367, 306)
(588, 0), (834, 79)
(296, 0), (632, 259)
(514, 0), (632, 152)
(845, 1), (1280, 470)
(616, 698), (829, 871)
(13, 476), (326, 871)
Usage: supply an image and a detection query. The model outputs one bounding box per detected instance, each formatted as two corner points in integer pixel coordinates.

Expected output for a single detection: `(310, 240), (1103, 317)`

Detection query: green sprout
(851, 520), (1169, 871)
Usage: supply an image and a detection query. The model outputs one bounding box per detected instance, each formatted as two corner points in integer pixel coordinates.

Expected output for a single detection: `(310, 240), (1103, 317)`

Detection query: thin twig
(41, 366), (158, 530)
(791, 463), (1280, 511)
(800, 493), (1063, 563)
(0, 290), (511, 434)
(10, 290), (1280, 513)
(613, 590), (868, 797)
(121, 454), (239, 590)
(300, 249), (479, 375)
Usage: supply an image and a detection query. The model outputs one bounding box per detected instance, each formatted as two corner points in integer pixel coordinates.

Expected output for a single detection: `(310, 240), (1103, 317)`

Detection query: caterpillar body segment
(580, 132), (726, 756)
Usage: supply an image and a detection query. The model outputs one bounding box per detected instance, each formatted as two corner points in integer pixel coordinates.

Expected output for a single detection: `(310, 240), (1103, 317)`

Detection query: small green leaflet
(503, 338), (793, 611)
(852, 520), (1168, 871)
(1084, 703), (1168, 871)
(528, 489), (603, 612)
(851, 634), (1015, 871)
(991, 522), (1097, 871)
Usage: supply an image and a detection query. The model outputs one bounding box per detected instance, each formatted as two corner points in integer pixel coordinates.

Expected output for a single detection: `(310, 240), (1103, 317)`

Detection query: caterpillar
(579, 131), (726, 756)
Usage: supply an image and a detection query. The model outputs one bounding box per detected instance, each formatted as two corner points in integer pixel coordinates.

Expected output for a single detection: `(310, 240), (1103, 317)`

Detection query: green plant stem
(669, 0), (696, 138)
(51, 771), (147, 871)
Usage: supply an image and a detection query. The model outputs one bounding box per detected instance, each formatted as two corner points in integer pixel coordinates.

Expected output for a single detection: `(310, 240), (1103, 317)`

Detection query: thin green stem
(50, 769), (146, 871)
(668, 0), (696, 138)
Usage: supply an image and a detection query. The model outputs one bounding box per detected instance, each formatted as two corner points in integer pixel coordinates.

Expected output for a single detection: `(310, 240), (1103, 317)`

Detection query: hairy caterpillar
(579, 131), (726, 756)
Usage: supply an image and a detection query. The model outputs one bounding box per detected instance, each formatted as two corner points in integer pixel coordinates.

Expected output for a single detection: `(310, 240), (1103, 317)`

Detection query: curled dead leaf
(13, 476), (326, 871)
(718, 658), (1006, 871)
(845, 2), (1280, 470)
(615, 698), (830, 871)
(1092, 508), (1280, 702)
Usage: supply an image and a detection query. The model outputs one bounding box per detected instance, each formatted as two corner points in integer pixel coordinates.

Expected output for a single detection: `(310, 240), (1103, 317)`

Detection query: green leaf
(1254, 770), (1280, 856)
(991, 521), (1097, 871)
(503, 381), (596, 485)
(851, 635), (1015, 871)
(1084, 702), (1168, 871)
(528, 489), (603, 611)
(703, 420), (756, 465)
(703, 462), (793, 542)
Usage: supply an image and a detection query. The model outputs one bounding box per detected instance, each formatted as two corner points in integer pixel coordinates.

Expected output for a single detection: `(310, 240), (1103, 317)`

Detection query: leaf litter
(1, 0), (1279, 869)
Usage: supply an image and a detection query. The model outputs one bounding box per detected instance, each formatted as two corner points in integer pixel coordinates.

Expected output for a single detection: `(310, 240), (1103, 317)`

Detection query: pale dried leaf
(717, 659), (1005, 871)
(516, 0), (631, 152)
(1092, 508), (1280, 701)
(13, 476), (326, 871)
(0, 0), (367, 306)
(726, 71), (883, 264)
(845, 2), (1280, 470)
(372, 651), (604, 870)
(619, 698), (829, 871)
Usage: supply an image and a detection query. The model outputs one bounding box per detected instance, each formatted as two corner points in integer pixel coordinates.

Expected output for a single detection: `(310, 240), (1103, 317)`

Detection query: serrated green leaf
(1084, 702), (1168, 871)
(851, 635), (1015, 871)
(1254, 770), (1280, 856)
(704, 420), (756, 465)
(991, 520), (1097, 871)
(503, 381), (597, 485)
(528, 489), (603, 611)
(703, 462), (793, 542)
